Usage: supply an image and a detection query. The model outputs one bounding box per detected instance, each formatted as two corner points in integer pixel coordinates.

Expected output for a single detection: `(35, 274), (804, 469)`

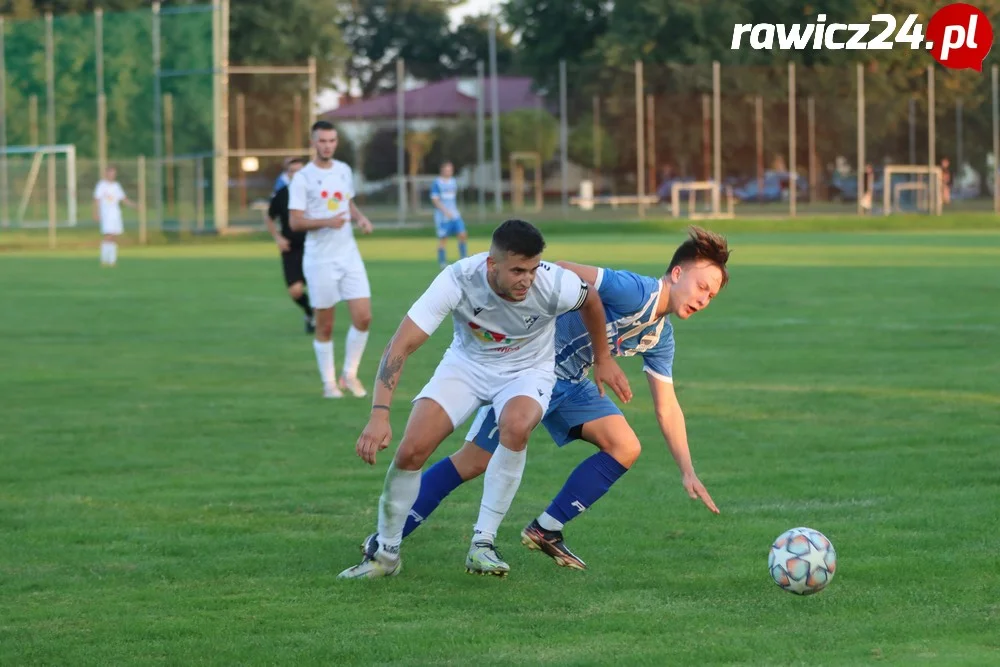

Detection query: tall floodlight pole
(488, 12), (502, 212)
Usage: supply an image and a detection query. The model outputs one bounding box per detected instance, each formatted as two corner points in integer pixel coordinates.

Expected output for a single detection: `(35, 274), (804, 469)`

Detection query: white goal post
(670, 181), (735, 220)
(881, 165), (943, 216)
(0, 144), (77, 227)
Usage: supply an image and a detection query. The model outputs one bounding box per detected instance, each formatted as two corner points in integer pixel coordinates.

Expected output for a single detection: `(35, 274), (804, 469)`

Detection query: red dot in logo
(321, 190), (328, 198)
(926, 2), (994, 72)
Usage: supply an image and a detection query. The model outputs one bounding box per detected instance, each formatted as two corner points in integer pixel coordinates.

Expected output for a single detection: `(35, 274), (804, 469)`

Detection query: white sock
(473, 443), (527, 544)
(377, 462), (422, 555)
(537, 512), (564, 532)
(313, 339), (335, 387)
(343, 325), (369, 379)
(108, 241), (117, 265)
(100, 241), (111, 264)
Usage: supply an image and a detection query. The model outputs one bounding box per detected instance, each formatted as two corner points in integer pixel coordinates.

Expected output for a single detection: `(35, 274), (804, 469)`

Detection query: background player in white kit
(338, 219), (632, 580)
(290, 120), (375, 399)
(93, 166), (135, 267)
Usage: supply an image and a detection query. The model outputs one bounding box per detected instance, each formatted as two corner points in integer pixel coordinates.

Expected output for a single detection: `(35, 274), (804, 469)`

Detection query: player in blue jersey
(430, 161), (468, 269)
(360, 226), (730, 570)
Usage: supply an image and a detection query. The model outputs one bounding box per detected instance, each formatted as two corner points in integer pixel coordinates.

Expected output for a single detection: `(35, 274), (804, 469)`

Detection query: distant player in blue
(361, 227), (731, 570)
(430, 161), (468, 269)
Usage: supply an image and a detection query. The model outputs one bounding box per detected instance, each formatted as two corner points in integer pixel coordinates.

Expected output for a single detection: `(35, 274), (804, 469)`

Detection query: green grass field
(2, 217), (999, 665)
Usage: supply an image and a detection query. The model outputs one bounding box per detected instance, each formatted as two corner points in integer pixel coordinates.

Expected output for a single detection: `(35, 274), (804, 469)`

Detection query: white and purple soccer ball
(768, 526), (837, 595)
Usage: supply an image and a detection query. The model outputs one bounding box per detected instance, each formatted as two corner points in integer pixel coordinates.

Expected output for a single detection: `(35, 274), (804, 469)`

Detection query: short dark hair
(287, 156), (308, 167)
(491, 219), (546, 258)
(311, 120), (335, 134)
(667, 226), (731, 288)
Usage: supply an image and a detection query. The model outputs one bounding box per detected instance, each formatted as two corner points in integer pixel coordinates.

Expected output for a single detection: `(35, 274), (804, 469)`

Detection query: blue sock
(543, 451), (628, 527)
(458, 239), (468, 259)
(402, 456), (465, 538)
(437, 247), (447, 267)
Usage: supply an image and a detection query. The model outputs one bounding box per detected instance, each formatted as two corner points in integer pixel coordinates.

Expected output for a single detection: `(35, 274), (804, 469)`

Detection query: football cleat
(338, 374), (368, 398)
(465, 540), (510, 577)
(323, 383), (343, 399)
(360, 533), (378, 558)
(338, 543), (401, 580)
(521, 519), (587, 570)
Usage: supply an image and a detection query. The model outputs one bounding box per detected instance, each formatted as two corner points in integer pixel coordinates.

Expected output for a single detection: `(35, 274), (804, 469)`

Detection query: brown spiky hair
(666, 226), (731, 288)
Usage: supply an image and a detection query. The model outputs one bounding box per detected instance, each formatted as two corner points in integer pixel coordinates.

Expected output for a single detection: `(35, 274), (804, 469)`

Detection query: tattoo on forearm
(376, 349), (404, 391)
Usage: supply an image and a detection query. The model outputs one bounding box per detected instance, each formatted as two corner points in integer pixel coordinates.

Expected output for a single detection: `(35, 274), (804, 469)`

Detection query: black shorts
(281, 246), (305, 286)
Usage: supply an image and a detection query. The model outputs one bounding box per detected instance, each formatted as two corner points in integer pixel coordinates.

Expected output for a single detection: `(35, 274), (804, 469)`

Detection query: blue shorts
(435, 216), (466, 238)
(465, 378), (623, 453)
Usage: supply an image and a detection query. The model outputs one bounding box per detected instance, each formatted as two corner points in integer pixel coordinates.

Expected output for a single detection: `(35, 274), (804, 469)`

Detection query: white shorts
(101, 217), (123, 235)
(303, 248), (371, 309)
(413, 348), (554, 430)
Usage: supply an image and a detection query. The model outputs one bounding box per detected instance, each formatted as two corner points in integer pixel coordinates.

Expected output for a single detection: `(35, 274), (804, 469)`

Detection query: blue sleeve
(641, 330), (675, 382)
(430, 179), (441, 198)
(595, 268), (655, 313)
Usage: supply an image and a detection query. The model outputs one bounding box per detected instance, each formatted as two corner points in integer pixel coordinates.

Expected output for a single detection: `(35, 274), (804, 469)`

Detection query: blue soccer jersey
(553, 267), (675, 384)
(466, 267), (676, 452)
(430, 177), (460, 224)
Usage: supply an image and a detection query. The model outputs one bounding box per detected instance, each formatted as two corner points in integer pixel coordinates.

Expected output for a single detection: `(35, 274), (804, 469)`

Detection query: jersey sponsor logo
(467, 321), (513, 344)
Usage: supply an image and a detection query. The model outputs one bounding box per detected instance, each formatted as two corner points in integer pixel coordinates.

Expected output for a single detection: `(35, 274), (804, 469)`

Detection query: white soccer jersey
(288, 160), (357, 261)
(94, 180), (126, 223)
(406, 252), (590, 373)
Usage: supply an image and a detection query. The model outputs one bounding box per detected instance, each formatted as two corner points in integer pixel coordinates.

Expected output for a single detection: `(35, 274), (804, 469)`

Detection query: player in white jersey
(290, 120), (375, 399)
(337, 219), (632, 580)
(93, 166), (135, 267)
(363, 227), (730, 572)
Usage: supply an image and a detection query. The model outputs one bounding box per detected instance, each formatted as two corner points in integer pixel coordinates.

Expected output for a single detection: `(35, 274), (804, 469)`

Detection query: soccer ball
(768, 526), (837, 595)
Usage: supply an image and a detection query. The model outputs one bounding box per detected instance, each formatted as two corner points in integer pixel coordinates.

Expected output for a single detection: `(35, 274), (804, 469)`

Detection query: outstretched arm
(577, 285), (632, 403)
(647, 374), (719, 514)
(355, 267), (461, 465)
(355, 317), (430, 465)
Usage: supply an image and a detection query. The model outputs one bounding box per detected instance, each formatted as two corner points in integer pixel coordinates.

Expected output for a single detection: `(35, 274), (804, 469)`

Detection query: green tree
(568, 114), (618, 172)
(228, 0), (347, 153)
(503, 0), (610, 95)
(495, 108), (559, 168)
(338, 0), (460, 97)
(444, 14), (517, 77)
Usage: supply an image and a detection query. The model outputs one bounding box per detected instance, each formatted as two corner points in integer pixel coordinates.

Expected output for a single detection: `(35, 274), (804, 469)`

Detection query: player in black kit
(267, 157), (315, 333)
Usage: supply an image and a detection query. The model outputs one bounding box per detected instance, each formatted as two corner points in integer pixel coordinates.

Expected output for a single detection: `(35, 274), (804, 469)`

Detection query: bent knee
(287, 283), (304, 300)
(394, 439), (432, 470)
(353, 314), (372, 331)
(497, 423), (534, 450)
(600, 437), (642, 468)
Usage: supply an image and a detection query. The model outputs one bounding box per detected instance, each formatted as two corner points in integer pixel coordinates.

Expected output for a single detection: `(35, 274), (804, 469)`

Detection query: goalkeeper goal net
(0, 144), (78, 228)
(881, 165), (943, 216)
(670, 181), (735, 220)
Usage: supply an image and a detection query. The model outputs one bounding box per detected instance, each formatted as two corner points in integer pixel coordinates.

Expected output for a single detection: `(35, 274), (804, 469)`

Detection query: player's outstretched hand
(356, 415), (392, 465)
(592, 359), (632, 404)
(356, 216), (374, 234)
(275, 235), (290, 252)
(683, 471), (719, 514)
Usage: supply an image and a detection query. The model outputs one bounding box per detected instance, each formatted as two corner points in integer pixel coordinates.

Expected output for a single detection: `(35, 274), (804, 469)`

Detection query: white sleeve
(93, 183), (102, 199)
(551, 265), (590, 315)
(288, 172), (306, 211)
(115, 183), (126, 200)
(345, 164), (356, 200)
(406, 267), (463, 336)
